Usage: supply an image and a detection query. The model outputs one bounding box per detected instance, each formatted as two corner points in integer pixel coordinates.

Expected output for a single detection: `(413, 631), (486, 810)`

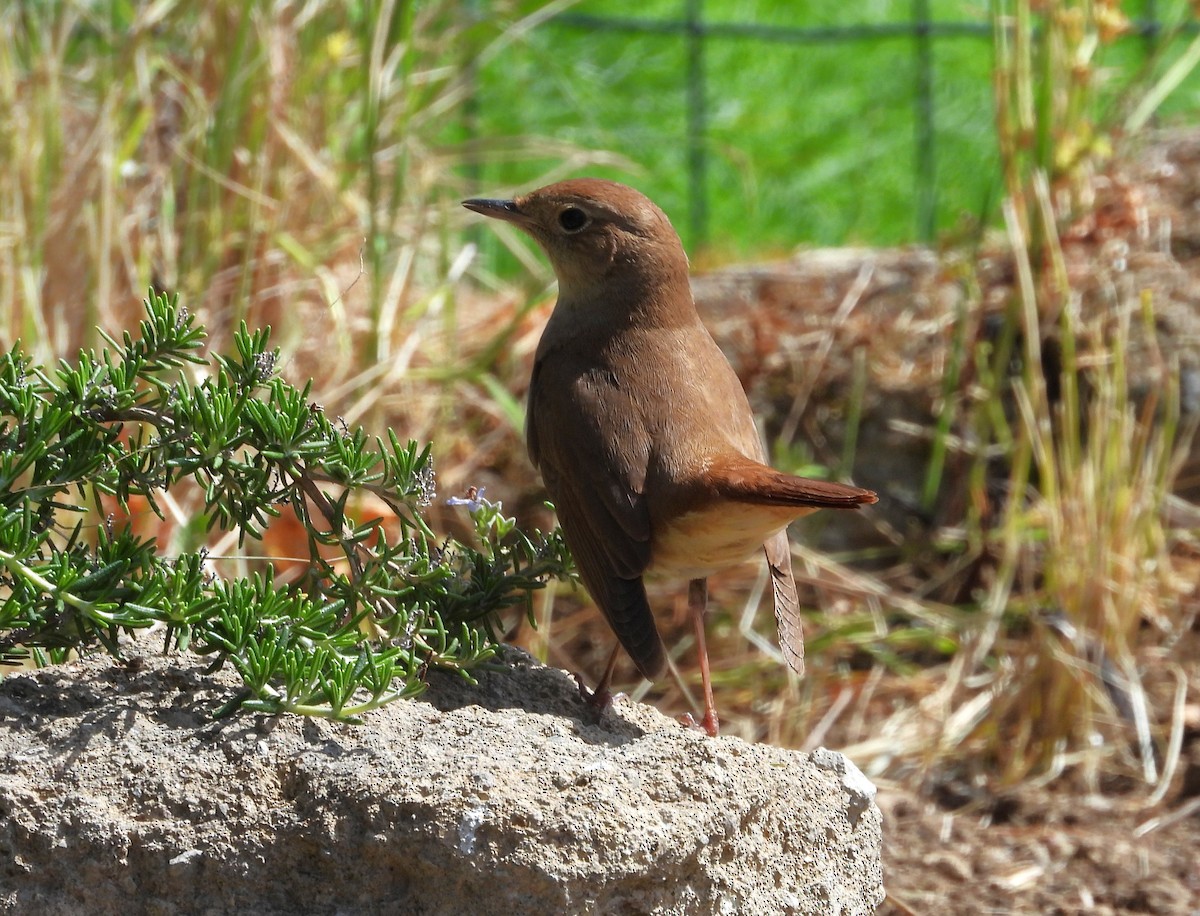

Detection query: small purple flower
(446, 487), (489, 513)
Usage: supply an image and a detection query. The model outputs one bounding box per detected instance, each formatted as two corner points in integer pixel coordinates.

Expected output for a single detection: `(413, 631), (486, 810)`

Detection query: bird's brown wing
(528, 359), (666, 679)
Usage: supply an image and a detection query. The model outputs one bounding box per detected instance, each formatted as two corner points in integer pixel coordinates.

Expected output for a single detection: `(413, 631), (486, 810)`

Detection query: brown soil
(879, 781), (1200, 914)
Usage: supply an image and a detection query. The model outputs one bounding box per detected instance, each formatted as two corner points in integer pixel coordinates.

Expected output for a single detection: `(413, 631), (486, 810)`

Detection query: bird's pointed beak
(462, 197), (531, 226)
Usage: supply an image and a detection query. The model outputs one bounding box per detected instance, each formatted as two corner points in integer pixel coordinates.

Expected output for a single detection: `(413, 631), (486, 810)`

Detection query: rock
(0, 642), (884, 915)
(810, 746), (878, 829)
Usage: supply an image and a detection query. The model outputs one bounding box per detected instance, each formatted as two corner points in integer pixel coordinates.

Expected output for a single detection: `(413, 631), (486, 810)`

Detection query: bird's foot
(572, 673), (622, 712)
(677, 710), (720, 738)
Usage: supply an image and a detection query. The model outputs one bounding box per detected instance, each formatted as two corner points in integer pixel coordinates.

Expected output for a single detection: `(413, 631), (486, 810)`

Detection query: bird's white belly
(649, 502), (813, 579)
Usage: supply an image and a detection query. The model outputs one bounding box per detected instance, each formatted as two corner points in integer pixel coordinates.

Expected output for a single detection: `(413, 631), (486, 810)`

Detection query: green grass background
(465, 0), (1198, 260)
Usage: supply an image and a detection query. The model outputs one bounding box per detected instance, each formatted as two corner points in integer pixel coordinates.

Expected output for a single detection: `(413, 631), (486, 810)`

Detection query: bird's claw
(677, 710), (720, 738)
(573, 672), (616, 711)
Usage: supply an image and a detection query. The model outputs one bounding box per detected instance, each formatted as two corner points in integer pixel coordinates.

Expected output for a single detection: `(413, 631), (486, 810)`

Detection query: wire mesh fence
(471, 3), (1193, 251)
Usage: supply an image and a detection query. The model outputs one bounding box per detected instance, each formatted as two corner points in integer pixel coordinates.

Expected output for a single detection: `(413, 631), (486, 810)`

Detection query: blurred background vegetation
(469, 0), (1198, 255)
(2, 0), (1200, 798)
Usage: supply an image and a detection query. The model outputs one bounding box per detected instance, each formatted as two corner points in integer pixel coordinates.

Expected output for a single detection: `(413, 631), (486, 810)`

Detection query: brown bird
(464, 179), (876, 735)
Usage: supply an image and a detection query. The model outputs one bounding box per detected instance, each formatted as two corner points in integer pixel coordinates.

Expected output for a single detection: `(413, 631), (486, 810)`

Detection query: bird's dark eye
(558, 207), (589, 233)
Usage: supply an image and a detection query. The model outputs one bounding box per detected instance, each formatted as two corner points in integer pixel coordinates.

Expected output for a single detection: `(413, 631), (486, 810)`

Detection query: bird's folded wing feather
(528, 360), (666, 679)
(764, 530), (804, 677)
(705, 455), (878, 508)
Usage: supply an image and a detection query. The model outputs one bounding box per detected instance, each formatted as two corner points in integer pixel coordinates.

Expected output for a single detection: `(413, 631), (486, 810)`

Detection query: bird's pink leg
(684, 578), (719, 737)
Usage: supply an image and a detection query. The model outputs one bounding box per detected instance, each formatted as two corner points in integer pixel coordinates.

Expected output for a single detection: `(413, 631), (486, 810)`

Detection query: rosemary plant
(0, 290), (572, 720)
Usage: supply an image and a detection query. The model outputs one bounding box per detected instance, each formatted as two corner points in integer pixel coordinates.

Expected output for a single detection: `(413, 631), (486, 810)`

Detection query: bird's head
(463, 179), (691, 314)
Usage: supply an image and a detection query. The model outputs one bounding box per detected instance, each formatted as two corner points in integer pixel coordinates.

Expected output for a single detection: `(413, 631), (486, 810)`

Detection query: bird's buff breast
(649, 501), (814, 579)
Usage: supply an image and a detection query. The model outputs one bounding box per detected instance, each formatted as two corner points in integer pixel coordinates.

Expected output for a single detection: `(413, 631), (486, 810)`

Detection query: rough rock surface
(0, 643), (883, 915)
